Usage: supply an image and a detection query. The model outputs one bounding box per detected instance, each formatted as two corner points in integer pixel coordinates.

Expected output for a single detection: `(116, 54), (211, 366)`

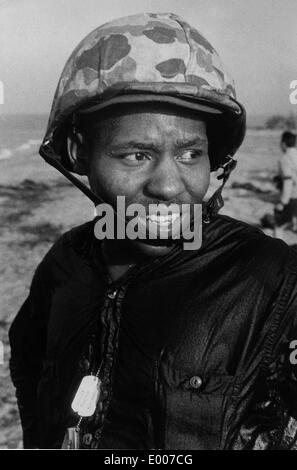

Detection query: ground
(0, 129), (295, 448)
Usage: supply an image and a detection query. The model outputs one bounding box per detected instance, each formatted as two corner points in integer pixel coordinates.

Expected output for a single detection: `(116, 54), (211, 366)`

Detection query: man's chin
(128, 238), (179, 258)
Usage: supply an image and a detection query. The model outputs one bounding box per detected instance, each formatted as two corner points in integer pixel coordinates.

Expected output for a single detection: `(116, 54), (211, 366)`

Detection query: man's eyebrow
(106, 137), (207, 152)
(173, 137), (207, 148)
(107, 141), (160, 152)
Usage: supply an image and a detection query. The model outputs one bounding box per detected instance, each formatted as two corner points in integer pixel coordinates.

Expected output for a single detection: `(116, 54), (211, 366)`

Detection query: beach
(0, 116), (296, 448)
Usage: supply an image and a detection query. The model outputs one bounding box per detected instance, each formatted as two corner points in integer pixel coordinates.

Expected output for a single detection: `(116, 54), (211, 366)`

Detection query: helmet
(40, 12), (246, 212)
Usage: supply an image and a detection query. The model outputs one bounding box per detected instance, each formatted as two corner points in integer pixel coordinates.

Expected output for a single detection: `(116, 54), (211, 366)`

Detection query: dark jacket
(9, 215), (297, 449)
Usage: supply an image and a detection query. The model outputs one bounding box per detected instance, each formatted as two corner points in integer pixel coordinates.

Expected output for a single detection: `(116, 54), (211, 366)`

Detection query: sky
(0, 0), (296, 119)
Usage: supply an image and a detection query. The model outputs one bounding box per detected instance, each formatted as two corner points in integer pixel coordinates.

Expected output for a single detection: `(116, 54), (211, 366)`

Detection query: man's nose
(144, 154), (185, 201)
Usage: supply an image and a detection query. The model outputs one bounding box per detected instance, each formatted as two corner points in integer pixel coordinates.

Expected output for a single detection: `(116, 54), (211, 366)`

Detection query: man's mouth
(94, 196), (202, 249)
(146, 212), (180, 227)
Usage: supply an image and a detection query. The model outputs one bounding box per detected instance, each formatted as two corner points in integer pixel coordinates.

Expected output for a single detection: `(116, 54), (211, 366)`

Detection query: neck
(101, 239), (145, 281)
(101, 238), (174, 281)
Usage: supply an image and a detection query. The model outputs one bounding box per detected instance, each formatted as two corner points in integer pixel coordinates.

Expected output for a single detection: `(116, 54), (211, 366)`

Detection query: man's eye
(123, 152), (150, 163)
(178, 150), (203, 162)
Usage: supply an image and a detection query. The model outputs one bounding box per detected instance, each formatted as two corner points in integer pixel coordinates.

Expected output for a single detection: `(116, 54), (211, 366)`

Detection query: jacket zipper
(153, 346), (166, 449)
(91, 286), (124, 446)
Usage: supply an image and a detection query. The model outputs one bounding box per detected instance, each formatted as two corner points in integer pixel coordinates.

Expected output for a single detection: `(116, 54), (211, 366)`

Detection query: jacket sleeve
(231, 251), (297, 451)
(265, 265), (297, 450)
(9, 260), (52, 449)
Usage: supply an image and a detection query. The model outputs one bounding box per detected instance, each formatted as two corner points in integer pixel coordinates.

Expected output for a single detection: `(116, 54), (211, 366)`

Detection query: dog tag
(71, 375), (101, 417)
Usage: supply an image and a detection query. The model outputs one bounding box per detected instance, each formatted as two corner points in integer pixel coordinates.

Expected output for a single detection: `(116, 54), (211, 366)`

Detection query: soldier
(9, 13), (297, 450)
(274, 131), (297, 235)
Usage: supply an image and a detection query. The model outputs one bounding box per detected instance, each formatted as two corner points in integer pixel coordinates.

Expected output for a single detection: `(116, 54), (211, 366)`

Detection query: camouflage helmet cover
(40, 12), (246, 176)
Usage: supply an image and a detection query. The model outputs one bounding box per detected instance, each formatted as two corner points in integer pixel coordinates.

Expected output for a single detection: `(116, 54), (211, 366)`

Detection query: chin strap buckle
(217, 155), (237, 183)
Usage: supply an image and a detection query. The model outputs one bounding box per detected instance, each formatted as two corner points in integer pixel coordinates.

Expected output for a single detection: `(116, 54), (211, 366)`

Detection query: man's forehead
(87, 112), (207, 153)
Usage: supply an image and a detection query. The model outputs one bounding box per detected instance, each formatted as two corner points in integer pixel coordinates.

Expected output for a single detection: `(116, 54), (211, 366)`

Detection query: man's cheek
(189, 179), (210, 202)
(187, 163), (210, 197)
(95, 179), (137, 207)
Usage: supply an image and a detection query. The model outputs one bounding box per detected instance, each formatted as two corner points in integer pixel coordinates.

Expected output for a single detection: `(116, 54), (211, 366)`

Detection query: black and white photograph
(1, 0), (297, 452)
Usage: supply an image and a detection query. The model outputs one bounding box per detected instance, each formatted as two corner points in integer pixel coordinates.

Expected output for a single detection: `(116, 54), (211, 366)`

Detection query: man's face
(85, 102), (210, 256)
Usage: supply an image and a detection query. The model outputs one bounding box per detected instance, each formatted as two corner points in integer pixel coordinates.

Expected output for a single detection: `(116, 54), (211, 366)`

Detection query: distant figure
(274, 131), (297, 235)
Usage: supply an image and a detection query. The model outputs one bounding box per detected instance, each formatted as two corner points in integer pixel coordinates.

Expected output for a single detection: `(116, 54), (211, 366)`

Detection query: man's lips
(146, 212), (180, 226)
(136, 213), (188, 235)
(122, 203), (192, 235)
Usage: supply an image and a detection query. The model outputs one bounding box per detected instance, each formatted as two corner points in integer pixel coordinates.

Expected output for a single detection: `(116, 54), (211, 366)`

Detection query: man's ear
(67, 129), (89, 175)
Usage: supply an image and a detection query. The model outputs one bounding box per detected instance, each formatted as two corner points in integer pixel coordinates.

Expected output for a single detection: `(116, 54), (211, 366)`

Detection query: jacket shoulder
(33, 220), (96, 279)
(211, 214), (297, 275)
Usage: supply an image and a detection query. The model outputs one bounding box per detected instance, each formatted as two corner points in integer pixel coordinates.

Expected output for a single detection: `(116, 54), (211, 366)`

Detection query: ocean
(0, 114), (48, 160)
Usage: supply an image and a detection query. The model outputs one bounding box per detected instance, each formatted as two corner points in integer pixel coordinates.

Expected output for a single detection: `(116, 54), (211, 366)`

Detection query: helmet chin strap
(40, 142), (236, 227)
(40, 141), (104, 206)
(202, 156), (237, 223)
